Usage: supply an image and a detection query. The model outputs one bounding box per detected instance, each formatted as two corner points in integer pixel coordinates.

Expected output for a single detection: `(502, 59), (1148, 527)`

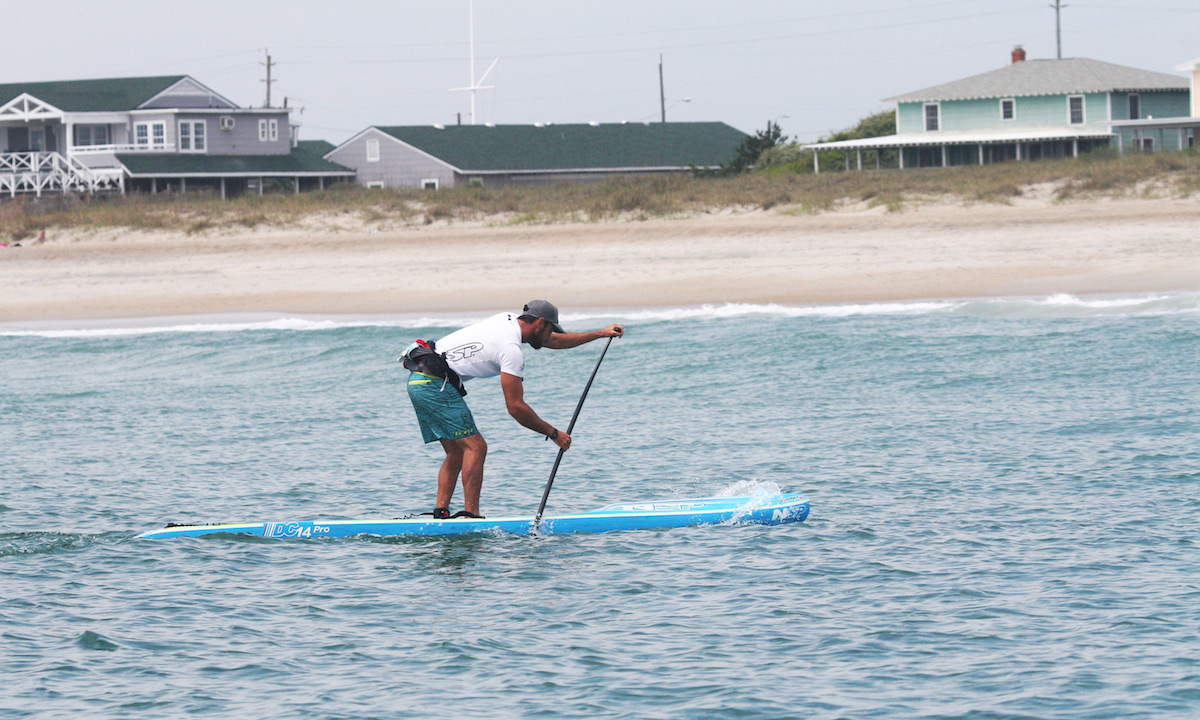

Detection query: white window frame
(1068, 95), (1086, 125)
(365, 180), (385, 189)
(1128, 93), (1140, 120)
(135, 121), (166, 149)
(924, 102), (940, 132)
(421, 178), (439, 190)
(1000, 98), (1015, 122)
(366, 138), (380, 163)
(259, 118), (279, 142)
(178, 120), (207, 153)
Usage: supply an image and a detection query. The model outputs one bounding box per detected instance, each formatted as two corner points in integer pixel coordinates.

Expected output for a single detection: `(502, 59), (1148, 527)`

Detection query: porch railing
(70, 143), (177, 155)
(0, 151), (124, 197)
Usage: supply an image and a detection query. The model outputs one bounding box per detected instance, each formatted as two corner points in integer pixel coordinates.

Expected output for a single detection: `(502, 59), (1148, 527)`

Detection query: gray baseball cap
(522, 300), (565, 333)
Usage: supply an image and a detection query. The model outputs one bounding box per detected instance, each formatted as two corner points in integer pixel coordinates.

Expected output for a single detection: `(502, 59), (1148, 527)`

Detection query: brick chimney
(1012, 46), (1026, 64)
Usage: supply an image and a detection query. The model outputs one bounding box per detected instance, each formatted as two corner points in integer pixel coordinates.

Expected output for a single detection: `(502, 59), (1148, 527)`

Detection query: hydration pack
(400, 339), (467, 396)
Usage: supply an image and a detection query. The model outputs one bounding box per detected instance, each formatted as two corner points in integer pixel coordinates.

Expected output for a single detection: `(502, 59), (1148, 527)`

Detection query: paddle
(533, 336), (614, 531)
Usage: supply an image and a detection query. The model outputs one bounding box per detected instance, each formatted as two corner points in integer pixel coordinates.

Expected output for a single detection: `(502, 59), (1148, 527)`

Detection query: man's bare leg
(437, 434), (487, 514)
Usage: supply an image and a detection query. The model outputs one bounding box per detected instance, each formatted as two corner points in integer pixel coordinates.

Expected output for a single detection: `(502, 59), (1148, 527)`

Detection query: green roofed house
(802, 48), (1192, 171)
(0, 75), (353, 197)
(324, 122), (747, 189)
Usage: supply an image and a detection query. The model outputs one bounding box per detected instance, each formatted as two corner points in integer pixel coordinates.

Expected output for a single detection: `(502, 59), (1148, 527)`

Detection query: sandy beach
(2, 194), (1199, 323)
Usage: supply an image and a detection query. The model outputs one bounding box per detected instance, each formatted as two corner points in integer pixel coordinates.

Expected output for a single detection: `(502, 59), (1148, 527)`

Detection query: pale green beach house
(804, 48), (1192, 171)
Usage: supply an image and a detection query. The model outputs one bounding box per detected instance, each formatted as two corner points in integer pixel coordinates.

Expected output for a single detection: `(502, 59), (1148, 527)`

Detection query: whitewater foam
(2, 293), (1196, 338)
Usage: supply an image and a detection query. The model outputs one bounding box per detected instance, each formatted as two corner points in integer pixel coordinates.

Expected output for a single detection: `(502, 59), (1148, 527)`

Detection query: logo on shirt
(444, 342), (485, 362)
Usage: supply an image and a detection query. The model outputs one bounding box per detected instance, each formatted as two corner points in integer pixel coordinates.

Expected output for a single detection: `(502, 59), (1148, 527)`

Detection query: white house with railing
(0, 75), (352, 198)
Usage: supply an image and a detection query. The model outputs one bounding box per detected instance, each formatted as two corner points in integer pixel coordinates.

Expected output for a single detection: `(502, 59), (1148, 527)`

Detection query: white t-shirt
(435, 312), (525, 381)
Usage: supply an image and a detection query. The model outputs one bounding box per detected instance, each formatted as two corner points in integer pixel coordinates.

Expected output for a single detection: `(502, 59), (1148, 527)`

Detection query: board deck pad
(138, 493), (810, 539)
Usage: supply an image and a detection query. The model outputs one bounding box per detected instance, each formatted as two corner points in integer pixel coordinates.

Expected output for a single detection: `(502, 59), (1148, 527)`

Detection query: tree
(718, 121), (789, 175)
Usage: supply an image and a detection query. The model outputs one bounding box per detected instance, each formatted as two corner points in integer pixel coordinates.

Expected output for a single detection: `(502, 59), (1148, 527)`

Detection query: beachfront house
(803, 49), (1192, 171)
(1107, 58), (1200, 153)
(324, 122), (747, 189)
(0, 75), (353, 198)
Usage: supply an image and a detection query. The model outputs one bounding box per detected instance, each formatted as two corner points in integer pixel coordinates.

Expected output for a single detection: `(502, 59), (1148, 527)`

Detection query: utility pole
(659, 54), (666, 123)
(261, 49), (276, 107)
(1050, 0), (1067, 59)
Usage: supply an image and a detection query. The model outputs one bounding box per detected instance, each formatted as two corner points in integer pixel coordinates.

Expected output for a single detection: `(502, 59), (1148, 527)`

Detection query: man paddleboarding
(402, 301), (623, 519)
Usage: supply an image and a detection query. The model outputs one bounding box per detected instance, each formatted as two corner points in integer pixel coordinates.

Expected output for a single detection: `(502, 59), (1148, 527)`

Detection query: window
(135, 122), (166, 149)
(421, 178), (439, 190)
(259, 118), (280, 142)
(366, 139), (380, 162)
(178, 121), (206, 152)
(1128, 93), (1140, 120)
(30, 129), (45, 151)
(366, 181), (385, 189)
(1068, 95), (1085, 125)
(924, 103), (940, 132)
(1000, 98), (1015, 121)
(1137, 137), (1154, 153)
(75, 125), (110, 147)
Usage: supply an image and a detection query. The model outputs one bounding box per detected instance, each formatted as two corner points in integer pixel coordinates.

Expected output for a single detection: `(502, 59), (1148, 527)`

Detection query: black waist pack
(400, 339), (466, 396)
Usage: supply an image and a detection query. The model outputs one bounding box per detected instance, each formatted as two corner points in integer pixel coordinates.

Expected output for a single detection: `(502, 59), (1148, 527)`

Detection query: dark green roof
(375, 122), (747, 171)
(117, 150), (354, 177)
(0, 76), (187, 112)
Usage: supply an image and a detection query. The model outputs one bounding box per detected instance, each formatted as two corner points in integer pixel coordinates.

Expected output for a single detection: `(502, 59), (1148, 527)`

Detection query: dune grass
(3, 150), (1200, 241)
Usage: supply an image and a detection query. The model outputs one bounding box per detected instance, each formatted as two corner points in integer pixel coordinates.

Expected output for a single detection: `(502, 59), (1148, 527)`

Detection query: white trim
(0, 93), (65, 122)
(138, 76), (239, 110)
(366, 138), (380, 162)
(178, 120), (207, 153)
(134, 121), (167, 149)
(924, 102), (941, 132)
(1127, 92), (1141, 120)
(1068, 94), (1086, 125)
(1000, 98), (1016, 122)
(421, 178), (440, 189)
(365, 180), (385, 189)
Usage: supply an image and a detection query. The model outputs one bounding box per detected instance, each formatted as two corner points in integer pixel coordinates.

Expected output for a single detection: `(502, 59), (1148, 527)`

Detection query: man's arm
(500, 372), (571, 450)
(544, 323), (624, 350)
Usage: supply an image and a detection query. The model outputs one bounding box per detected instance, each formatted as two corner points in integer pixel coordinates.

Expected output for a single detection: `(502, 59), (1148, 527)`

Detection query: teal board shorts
(407, 372), (478, 444)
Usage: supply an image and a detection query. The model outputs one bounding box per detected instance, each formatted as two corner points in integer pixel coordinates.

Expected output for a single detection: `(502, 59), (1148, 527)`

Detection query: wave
(3, 293), (1197, 338)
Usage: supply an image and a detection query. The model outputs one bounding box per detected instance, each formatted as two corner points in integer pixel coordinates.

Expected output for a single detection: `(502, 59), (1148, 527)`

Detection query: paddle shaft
(534, 337), (614, 527)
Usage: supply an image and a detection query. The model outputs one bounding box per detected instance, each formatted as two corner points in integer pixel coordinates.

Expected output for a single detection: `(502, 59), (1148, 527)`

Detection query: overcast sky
(6, 1), (1199, 143)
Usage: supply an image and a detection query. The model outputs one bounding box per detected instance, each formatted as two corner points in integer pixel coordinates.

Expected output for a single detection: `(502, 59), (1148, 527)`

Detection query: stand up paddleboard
(137, 493), (809, 539)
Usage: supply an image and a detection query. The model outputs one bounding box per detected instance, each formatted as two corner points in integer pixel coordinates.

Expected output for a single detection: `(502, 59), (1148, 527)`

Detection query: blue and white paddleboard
(137, 493), (809, 539)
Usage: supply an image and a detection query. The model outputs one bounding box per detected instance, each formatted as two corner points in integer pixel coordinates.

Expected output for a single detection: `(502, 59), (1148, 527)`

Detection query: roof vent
(589, 121), (600, 127)
(433, 123), (446, 130)
(1012, 46), (1026, 64)
(485, 122), (495, 127)
(534, 122), (545, 128)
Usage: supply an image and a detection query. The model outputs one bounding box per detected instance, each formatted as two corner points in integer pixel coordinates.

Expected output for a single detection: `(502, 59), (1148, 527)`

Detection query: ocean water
(2, 294), (1198, 719)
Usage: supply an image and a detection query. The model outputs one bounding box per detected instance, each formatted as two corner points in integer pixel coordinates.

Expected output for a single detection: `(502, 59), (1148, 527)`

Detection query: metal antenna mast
(1050, 0), (1067, 59)
(450, 0), (499, 125)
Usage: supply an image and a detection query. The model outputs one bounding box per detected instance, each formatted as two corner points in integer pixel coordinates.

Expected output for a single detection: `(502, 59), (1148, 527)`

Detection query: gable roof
(0, 76), (190, 112)
(371, 122), (746, 172)
(887, 58), (1189, 103)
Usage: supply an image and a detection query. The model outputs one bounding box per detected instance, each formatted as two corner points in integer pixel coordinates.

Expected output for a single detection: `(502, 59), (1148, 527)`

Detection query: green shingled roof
(0, 76), (187, 112)
(117, 149), (354, 177)
(375, 122), (747, 171)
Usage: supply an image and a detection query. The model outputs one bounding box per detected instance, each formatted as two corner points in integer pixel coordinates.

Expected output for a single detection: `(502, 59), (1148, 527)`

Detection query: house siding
(898, 92), (1114, 134)
(195, 111), (291, 155)
(327, 129), (455, 188)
